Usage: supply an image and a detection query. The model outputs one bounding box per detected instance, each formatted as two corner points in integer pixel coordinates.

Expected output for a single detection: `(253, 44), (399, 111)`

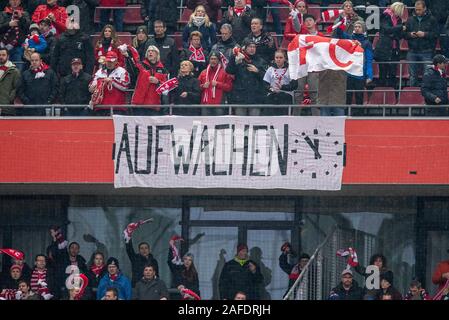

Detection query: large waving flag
(287, 34), (364, 80)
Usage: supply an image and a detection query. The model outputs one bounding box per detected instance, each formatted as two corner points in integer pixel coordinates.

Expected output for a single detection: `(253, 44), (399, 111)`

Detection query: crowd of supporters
(0, 0), (448, 116)
(0, 224), (448, 300)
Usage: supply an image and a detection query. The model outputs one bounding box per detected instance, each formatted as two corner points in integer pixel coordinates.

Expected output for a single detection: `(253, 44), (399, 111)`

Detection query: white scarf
(193, 16), (205, 28)
(202, 63), (221, 103)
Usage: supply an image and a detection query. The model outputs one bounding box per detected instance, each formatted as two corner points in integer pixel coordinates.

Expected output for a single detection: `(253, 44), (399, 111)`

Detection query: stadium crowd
(0, 0), (448, 116)
(0, 223), (448, 300)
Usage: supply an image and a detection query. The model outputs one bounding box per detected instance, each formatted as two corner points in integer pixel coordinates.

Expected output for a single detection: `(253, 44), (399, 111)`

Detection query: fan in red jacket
(283, 0), (309, 42)
(32, 0), (68, 36)
(89, 51), (130, 115)
(124, 45), (168, 115)
(198, 51), (233, 113)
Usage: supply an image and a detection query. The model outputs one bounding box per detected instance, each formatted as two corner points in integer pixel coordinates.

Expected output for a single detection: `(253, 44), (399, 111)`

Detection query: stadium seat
(372, 62), (379, 79)
(371, 32), (379, 50)
(123, 5), (144, 24)
(91, 32), (133, 48)
(179, 9), (193, 25)
(280, 37), (290, 50)
(366, 87), (397, 105)
(308, 6), (322, 22)
(173, 32), (183, 50)
(400, 39), (408, 51)
(398, 88), (425, 105)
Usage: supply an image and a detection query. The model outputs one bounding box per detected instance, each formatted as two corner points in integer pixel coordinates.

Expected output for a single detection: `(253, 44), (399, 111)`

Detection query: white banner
(113, 116), (346, 190)
(288, 34), (364, 80)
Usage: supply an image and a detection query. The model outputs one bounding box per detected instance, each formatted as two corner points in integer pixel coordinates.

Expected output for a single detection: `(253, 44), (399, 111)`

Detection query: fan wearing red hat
(219, 242), (264, 300)
(0, 264), (23, 299)
(89, 50), (130, 115)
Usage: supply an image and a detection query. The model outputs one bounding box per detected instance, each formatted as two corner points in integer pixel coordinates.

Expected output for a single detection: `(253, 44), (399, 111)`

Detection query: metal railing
(2, 101), (449, 118)
(284, 225), (338, 300)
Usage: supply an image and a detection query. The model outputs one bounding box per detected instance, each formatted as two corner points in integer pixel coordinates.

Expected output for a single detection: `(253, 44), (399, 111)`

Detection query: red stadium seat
(372, 62), (379, 79)
(280, 37), (290, 50)
(308, 6), (322, 22)
(173, 32), (183, 51)
(400, 39), (408, 51)
(179, 9), (193, 24)
(91, 32), (133, 48)
(398, 88), (425, 105)
(372, 32), (379, 50)
(123, 5), (144, 24)
(366, 87), (397, 105)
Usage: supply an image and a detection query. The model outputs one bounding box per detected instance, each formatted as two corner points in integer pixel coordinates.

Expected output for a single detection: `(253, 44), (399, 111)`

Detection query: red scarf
(156, 77), (179, 95)
(202, 64), (221, 103)
(434, 66), (445, 77)
(109, 273), (118, 281)
(31, 62), (49, 74)
(189, 44), (205, 63)
(90, 264), (105, 277)
(0, 65), (8, 72)
(1, 6), (23, 48)
(234, 7), (245, 16)
(273, 66), (288, 89)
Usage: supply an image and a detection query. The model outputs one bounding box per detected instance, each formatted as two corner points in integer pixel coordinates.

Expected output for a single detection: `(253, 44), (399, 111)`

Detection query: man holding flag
(287, 28), (364, 116)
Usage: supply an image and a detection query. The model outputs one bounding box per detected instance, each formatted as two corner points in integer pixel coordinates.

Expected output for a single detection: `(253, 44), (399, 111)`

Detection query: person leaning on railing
(420, 54), (449, 116)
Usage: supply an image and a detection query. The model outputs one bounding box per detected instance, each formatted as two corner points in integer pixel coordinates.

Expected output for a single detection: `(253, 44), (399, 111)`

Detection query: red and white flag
(321, 9), (343, 22)
(156, 78), (179, 95)
(287, 34), (364, 80)
(0, 248), (24, 261)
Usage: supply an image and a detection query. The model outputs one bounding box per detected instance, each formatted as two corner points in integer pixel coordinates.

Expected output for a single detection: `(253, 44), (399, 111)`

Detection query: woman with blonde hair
(182, 5), (217, 51)
(170, 60), (201, 115)
(374, 1), (406, 88)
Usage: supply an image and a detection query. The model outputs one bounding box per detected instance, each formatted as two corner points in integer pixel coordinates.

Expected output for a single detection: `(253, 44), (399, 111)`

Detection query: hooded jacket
(421, 65), (448, 105)
(97, 272), (132, 300)
(0, 61), (20, 115)
(51, 30), (94, 77)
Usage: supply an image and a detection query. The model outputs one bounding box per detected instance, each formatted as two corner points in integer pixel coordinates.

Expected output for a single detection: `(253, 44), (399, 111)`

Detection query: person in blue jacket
(336, 20), (374, 106)
(97, 257), (132, 300)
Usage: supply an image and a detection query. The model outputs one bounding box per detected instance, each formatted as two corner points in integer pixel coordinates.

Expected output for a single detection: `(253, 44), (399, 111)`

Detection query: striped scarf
(30, 268), (47, 293)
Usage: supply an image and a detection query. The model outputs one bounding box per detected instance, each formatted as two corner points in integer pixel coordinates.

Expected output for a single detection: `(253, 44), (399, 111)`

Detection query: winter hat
(433, 54), (449, 65)
(341, 269), (353, 276)
(106, 257), (120, 269)
(208, 50), (220, 60)
(237, 243), (248, 253)
(29, 23), (40, 32)
(10, 265), (21, 272)
(136, 25), (148, 36)
(380, 271), (394, 285)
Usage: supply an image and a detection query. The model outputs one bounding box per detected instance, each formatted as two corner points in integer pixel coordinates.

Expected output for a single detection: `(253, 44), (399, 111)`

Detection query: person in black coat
(374, 3), (405, 88)
(38, 18), (55, 65)
(219, 243), (264, 300)
(147, 20), (179, 77)
(51, 21), (94, 78)
(243, 17), (275, 66)
(60, 58), (91, 116)
(404, 1), (438, 87)
(179, 30), (209, 78)
(211, 23), (237, 63)
(171, 60), (201, 115)
(167, 241), (200, 297)
(126, 238), (159, 288)
(329, 269), (364, 300)
(222, 0), (255, 45)
(225, 39), (268, 115)
(86, 251), (107, 299)
(47, 226), (88, 299)
(133, 264), (169, 300)
(140, 0), (178, 35)
(421, 54), (449, 116)
(18, 52), (58, 115)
